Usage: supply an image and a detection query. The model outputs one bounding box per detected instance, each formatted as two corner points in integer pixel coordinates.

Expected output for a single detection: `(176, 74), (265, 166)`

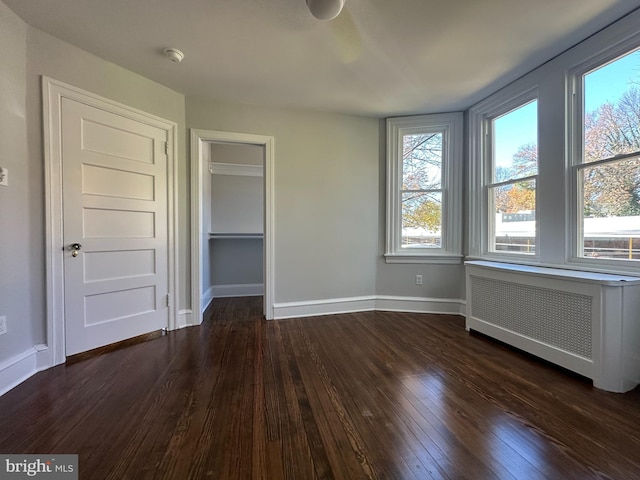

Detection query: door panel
(82, 164), (155, 200)
(82, 208), (156, 238)
(80, 118), (156, 164)
(62, 97), (168, 356)
(84, 250), (156, 282)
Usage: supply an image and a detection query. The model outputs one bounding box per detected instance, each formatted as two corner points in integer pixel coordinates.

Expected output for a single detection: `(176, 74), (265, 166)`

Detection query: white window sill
(566, 257), (640, 277)
(465, 260), (640, 285)
(384, 254), (463, 265)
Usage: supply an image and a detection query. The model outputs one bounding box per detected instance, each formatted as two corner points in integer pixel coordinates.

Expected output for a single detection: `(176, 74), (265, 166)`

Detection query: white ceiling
(5, 0), (640, 117)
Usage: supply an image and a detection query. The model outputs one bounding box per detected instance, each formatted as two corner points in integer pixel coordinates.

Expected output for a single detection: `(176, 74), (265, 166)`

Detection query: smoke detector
(163, 48), (184, 64)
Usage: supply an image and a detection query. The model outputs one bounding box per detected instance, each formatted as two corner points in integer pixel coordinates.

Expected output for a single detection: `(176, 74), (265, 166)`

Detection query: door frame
(43, 77), (179, 366)
(190, 129), (275, 322)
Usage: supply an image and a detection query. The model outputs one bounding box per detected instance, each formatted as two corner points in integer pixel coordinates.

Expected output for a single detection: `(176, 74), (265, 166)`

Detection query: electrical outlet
(415, 274), (423, 285)
(0, 316), (7, 335)
(0, 167), (7, 187)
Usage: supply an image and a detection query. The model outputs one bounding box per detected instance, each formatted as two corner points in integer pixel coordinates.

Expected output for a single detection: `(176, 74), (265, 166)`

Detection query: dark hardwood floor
(2, 297), (640, 479)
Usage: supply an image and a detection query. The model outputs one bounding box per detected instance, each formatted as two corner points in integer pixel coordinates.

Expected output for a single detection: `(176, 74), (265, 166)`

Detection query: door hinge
(165, 294), (172, 307)
(164, 142), (169, 155)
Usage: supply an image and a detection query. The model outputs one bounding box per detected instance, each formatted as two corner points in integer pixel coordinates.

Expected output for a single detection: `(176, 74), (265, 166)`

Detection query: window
(469, 10), (640, 275)
(385, 113), (463, 263)
(469, 89), (538, 259)
(488, 101), (538, 254)
(572, 48), (640, 263)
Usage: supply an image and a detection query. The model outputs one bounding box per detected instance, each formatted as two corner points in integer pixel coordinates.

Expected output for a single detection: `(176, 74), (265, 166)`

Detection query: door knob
(69, 243), (82, 257)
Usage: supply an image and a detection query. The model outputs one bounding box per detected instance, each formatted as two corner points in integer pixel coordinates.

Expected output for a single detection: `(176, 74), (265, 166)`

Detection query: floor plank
(1, 296), (640, 479)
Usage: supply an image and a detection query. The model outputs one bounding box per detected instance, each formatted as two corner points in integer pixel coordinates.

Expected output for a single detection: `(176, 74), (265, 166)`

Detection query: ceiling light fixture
(306, 0), (345, 21)
(164, 48), (184, 64)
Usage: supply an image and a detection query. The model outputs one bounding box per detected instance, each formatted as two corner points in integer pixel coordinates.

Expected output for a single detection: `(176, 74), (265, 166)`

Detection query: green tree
(403, 195), (441, 232)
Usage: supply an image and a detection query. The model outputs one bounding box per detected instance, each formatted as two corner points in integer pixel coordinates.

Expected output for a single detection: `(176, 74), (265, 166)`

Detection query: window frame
(469, 87), (540, 261)
(385, 113), (463, 264)
(567, 38), (640, 272)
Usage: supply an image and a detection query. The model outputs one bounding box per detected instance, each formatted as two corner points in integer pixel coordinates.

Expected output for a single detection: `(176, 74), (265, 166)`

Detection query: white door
(61, 97), (169, 356)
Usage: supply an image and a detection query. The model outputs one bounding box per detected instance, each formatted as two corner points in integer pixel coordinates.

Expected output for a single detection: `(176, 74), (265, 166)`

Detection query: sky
(494, 100), (537, 169)
(493, 49), (640, 169)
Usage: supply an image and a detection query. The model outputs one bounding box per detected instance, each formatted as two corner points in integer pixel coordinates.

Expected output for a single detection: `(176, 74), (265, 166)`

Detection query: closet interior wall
(204, 142), (264, 304)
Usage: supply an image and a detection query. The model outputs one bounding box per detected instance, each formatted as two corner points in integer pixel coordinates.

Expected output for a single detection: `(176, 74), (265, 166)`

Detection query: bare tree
(496, 86), (640, 217)
(402, 133), (443, 232)
(583, 87), (640, 217)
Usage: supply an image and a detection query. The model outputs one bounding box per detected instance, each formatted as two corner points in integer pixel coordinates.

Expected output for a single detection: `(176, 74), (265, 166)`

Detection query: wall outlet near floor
(415, 274), (423, 285)
(0, 316), (7, 335)
(0, 167), (7, 186)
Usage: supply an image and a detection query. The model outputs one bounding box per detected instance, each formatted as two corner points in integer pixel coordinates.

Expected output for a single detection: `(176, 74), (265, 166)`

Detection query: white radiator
(465, 261), (640, 393)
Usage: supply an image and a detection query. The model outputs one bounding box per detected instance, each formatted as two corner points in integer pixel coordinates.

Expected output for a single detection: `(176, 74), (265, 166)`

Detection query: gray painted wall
(211, 143), (263, 166)
(211, 175), (263, 234)
(210, 143), (264, 235)
(209, 239), (264, 286)
(0, 2), (32, 362)
(209, 143), (263, 288)
(187, 98), (380, 303)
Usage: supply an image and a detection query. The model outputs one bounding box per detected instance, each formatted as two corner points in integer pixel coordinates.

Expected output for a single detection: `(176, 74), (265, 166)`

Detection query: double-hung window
(469, 90), (538, 258)
(469, 10), (640, 274)
(385, 113), (463, 263)
(488, 100), (538, 254)
(571, 47), (640, 264)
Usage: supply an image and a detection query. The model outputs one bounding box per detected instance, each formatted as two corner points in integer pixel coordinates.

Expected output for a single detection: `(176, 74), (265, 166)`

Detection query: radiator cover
(465, 261), (640, 393)
(470, 276), (592, 359)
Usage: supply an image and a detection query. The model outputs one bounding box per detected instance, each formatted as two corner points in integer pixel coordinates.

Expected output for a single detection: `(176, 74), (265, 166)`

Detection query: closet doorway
(190, 130), (274, 324)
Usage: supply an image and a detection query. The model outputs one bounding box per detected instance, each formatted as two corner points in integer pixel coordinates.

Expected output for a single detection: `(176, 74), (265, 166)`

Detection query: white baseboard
(212, 283), (264, 298)
(376, 296), (466, 315)
(273, 295), (465, 320)
(274, 296), (377, 319)
(0, 348), (39, 397)
(202, 286), (215, 314)
(35, 344), (50, 370)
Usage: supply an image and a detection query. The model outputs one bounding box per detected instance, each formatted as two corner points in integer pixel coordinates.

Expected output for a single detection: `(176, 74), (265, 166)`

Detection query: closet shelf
(209, 162), (263, 177)
(209, 233), (264, 239)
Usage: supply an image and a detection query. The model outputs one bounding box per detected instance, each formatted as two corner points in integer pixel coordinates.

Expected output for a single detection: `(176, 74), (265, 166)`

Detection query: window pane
(584, 49), (640, 162)
(493, 101), (538, 182)
(490, 179), (536, 254)
(401, 191), (442, 248)
(580, 158), (640, 260)
(402, 133), (442, 190)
